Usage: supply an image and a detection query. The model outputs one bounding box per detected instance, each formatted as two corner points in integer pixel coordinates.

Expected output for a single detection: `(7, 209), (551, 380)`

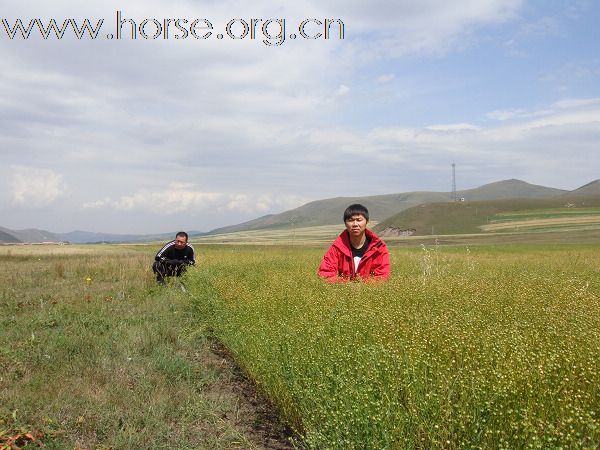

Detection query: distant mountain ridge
(58, 230), (183, 244)
(0, 227), (21, 243)
(205, 179), (567, 235)
(1, 179), (595, 243)
(0, 228), (202, 244)
(61, 230), (203, 244)
(564, 179), (600, 196)
(0, 226), (62, 243)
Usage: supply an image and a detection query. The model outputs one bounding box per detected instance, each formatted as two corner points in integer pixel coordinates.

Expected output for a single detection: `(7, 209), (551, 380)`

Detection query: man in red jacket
(318, 204), (390, 282)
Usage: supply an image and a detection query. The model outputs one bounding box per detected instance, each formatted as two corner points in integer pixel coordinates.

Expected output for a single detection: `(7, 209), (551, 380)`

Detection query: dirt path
(202, 340), (298, 450)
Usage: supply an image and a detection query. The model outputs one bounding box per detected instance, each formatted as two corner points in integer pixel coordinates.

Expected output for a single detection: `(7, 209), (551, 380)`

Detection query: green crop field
(188, 244), (600, 449)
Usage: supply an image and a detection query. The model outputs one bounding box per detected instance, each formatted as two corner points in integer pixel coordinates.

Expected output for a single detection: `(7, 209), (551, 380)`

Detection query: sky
(0, 0), (598, 234)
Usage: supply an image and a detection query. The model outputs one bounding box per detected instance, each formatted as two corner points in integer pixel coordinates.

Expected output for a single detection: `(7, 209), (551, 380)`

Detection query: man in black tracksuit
(152, 231), (195, 284)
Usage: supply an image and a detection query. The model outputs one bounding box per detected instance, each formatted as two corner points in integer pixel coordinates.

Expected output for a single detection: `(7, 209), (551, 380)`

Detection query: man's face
(174, 235), (187, 250)
(345, 214), (368, 237)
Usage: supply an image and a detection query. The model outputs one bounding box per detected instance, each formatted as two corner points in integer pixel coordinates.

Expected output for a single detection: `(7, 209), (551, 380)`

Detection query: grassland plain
(188, 244), (600, 449)
(0, 245), (292, 449)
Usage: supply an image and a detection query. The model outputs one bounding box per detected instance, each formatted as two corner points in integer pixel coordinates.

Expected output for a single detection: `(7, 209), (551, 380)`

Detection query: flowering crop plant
(188, 244), (600, 449)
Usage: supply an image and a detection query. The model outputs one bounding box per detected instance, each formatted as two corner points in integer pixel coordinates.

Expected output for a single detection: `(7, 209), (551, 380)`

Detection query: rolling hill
(0, 227), (63, 243)
(206, 191), (451, 234)
(0, 227), (21, 243)
(205, 179), (566, 235)
(562, 179), (600, 197)
(0, 227), (193, 244)
(57, 230), (186, 244)
(373, 194), (600, 236)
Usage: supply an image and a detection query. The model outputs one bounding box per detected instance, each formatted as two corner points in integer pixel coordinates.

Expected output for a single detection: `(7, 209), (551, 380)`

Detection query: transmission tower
(451, 162), (457, 201)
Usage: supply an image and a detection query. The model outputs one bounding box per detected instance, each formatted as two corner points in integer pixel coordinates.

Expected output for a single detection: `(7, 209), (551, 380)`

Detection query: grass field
(3, 238), (600, 449)
(188, 243), (600, 449)
(195, 225), (346, 246)
(481, 208), (600, 233)
(493, 208), (600, 220)
(0, 244), (289, 449)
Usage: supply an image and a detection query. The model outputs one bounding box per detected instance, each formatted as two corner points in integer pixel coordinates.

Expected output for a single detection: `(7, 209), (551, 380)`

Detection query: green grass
(494, 207), (600, 221)
(374, 195), (600, 236)
(188, 244), (600, 449)
(0, 245), (275, 449)
(195, 224), (343, 246)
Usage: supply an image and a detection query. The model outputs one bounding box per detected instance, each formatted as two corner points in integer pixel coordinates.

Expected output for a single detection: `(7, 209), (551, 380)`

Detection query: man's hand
(163, 258), (187, 265)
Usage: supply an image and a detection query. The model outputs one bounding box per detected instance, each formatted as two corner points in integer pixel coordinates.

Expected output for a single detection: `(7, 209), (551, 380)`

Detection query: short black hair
(176, 231), (189, 240)
(343, 204), (369, 222)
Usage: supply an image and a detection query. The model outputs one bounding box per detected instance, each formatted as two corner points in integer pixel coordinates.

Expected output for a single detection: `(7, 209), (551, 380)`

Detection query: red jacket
(318, 228), (390, 282)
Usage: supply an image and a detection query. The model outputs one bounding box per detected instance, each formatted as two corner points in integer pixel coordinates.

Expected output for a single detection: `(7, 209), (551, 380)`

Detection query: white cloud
(425, 123), (481, 132)
(485, 98), (600, 122)
(376, 73), (395, 84)
(220, 193), (309, 214)
(485, 108), (554, 121)
(10, 166), (66, 207)
(335, 84), (350, 96)
(82, 186), (310, 217)
(82, 197), (111, 209)
(81, 184), (224, 213)
(113, 189), (222, 214)
(365, 103), (600, 182)
(335, 0), (524, 57)
(553, 97), (600, 110)
(486, 109), (528, 121)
